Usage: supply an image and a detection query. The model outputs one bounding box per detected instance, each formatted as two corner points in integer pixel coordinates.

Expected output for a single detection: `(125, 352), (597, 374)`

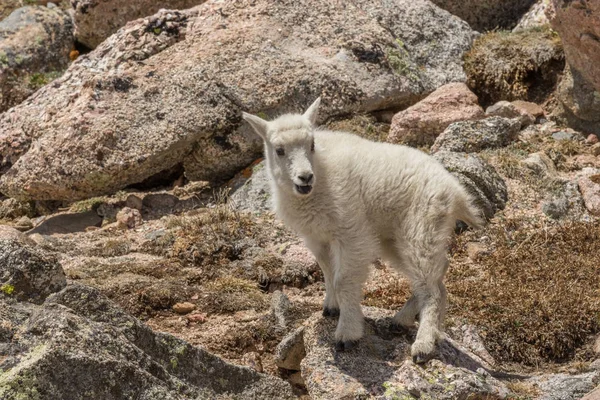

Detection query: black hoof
(412, 352), (433, 364)
(335, 340), (358, 352)
(322, 307), (340, 317)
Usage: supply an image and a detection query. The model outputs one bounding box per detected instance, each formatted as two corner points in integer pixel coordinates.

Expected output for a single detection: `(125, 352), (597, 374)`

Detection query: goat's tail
(455, 193), (485, 230)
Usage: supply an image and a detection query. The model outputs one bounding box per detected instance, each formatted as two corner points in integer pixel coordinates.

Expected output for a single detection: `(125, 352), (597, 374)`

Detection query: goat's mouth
(294, 184), (313, 195)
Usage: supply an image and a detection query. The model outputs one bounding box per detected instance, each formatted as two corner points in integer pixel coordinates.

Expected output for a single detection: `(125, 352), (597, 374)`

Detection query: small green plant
(28, 71), (62, 89)
(1, 284), (15, 295)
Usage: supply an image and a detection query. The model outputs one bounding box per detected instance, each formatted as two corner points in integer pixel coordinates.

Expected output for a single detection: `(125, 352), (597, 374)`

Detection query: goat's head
(243, 98), (320, 197)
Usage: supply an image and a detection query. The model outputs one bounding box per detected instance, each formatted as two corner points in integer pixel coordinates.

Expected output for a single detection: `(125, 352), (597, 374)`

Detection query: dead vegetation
(448, 218), (600, 365)
(464, 27), (564, 107)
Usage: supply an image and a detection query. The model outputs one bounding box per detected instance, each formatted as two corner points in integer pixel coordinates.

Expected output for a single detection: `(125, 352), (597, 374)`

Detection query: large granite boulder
(0, 5), (73, 112)
(0, 0), (475, 201)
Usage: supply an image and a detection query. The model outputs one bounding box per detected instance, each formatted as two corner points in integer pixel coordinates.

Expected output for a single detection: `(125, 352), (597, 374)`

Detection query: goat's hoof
(335, 340), (358, 352)
(412, 352), (434, 364)
(322, 307), (340, 318)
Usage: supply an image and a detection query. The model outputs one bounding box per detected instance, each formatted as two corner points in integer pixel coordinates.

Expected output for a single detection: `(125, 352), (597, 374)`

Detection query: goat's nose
(298, 173), (314, 184)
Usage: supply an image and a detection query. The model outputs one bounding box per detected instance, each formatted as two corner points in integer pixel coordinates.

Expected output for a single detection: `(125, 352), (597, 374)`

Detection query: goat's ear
(303, 97), (321, 125)
(242, 112), (269, 140)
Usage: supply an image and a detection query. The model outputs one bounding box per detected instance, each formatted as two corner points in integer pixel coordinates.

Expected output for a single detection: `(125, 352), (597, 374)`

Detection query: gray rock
(0, 226), (66, 303)
(27, 210), (102, 235)
(229, 161), (272, 214)
(71, 0), (207, 49)
(486, 100), (535, 127)
(271, 290), (292, 330)
(0, 198), (34, 220)
(530, 370), (600, 400)
(0, 6), (73, 113)
(275, 326), (306, 371)
(0, 0), (475, 201)
(433, 151), (508, 219)
(0, 284), (295, 399)
(431, 117), (521, 154)
(513, 0), (551, 32)
(300, 307), (510, 399)
(521, 152), (558, 178)
(542, 180), (587, 220)
(552, 130), (577, 141)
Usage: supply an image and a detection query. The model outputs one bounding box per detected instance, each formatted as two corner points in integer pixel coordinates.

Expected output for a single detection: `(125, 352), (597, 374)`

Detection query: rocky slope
(1, 0), (600, 399)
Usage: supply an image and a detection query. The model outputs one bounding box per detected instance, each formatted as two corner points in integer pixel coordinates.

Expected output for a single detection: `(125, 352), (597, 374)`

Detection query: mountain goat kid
(243, 98), (483, 363)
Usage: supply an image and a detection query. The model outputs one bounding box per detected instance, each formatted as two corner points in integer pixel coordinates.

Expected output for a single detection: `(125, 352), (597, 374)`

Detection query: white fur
(243, 98), (483, 361)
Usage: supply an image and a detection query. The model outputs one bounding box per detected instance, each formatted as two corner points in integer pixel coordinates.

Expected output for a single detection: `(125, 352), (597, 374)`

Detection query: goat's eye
(310, 140), (315, 152)
(276, 148), (285, 156)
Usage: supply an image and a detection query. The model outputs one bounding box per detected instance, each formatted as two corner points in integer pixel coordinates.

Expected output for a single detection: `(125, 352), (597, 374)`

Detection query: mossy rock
(464, 26), (564, 107)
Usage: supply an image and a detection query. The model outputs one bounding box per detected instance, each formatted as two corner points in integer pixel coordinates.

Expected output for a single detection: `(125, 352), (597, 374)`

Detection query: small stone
(186, 312), (206, 323)
(511, 100), (544, 118)
(275, 327), (306, 370)
(485, 101), (534, 127)
(521, 152), (558, 178)
(466, 242), (489, 261)
(592, 143), (600, 157)
(116, 207), (143, 229)
(14, 216), (33, 231)
(578, 174), (600, 216)
(552, 131), (575, 141)
(594, 336), (600, 355)
(574, 155), (600, 169)
(586, 134), (599, 145)
(173, 302), (196, 314)
(271, 291), (292, 329)
(125, 194), (143, 210)
(241, 352), (263, 373)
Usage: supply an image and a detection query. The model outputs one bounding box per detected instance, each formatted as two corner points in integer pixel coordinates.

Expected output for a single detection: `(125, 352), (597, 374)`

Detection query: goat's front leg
(331, 240), (371, 351)
(303, 238), (339, 317)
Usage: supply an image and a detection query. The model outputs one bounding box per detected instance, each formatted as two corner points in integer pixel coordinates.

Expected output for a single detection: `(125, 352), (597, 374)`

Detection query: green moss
(153, 28), (162, 35)
(0, 284), (14, 295)
(382, 381), (414, 400)
(28, 71), (62, 90)
(69, 197), (106, 213)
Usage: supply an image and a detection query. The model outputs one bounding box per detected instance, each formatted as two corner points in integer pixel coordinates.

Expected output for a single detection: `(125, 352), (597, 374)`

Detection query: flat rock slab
(301, 307), (510, 399)
(0, 0), (475, 201)
(27, 210), (102, 235)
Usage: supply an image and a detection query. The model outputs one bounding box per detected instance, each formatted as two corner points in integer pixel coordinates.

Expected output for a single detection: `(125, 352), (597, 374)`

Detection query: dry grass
(464, 27), (564, 106)
(325, 114), (390, 142)
(201, 276), (268, 314)
(447, 219), (600, 365)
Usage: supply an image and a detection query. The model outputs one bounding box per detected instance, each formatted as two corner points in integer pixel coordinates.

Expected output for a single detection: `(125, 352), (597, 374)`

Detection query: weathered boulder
(71, 0), (207, 49)
(0, 0), (475, 201)
(0, 6), (73, 112)
(229, 160), (272, 213)
(548, 0), (600, 133)
(0, 284), (295, 399)
(430, 0), (536, 32)
(388, 82), (485, 146)
(431, 117), (521, 154)
(464, 27), (564, 107)
(0, 226), (66, 303)
(513, 0), (552, 32)
(433, 151), (508, 219)
(300, 307), (510, 399)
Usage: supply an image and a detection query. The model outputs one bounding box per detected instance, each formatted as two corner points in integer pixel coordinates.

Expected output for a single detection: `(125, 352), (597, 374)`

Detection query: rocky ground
(1, 0), (600, 399)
